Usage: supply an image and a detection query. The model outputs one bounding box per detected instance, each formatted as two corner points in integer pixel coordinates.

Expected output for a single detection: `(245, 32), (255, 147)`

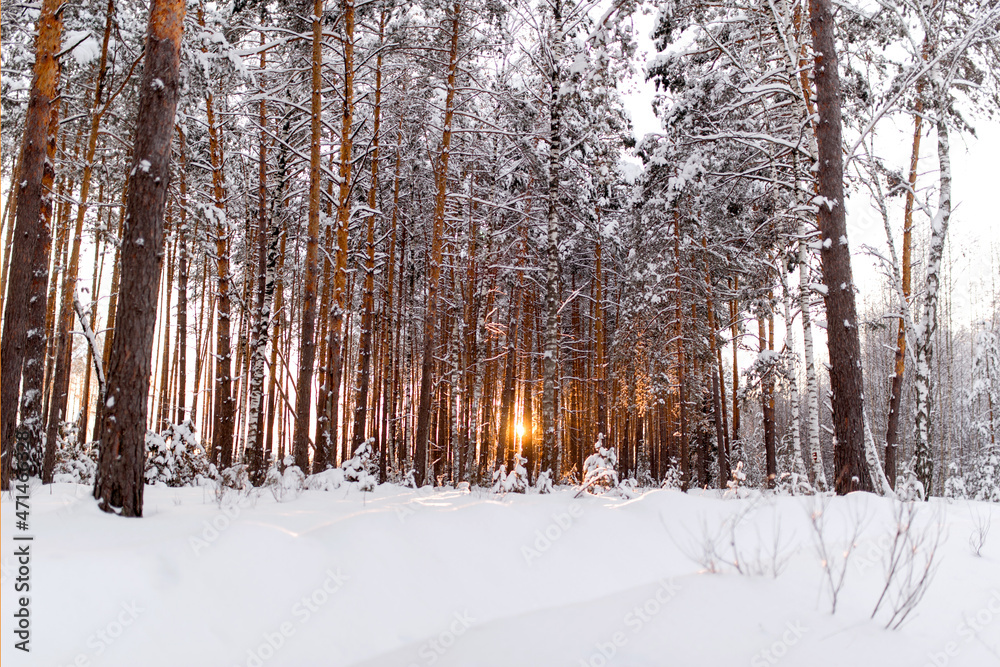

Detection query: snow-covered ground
(3, 483), (999, 667)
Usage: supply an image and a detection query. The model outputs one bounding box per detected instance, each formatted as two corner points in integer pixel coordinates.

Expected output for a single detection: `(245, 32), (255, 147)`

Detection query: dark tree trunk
(809, 0), (871, 493)
(413, 3), (461, 486)
(93, 0), (186, 516)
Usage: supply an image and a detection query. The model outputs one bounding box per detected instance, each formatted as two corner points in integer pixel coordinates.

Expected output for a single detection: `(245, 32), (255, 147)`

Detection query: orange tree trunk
(0, 0), (63, 489)
(93, 0), (186, 516)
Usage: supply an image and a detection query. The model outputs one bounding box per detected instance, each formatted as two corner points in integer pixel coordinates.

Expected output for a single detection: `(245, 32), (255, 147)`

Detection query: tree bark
(913, 95), (952, 496)
(809, 0), (871, 493)
(0, 0), (62, 489)
(414, 3), (461, 486)
(292, 0), (331, 472)
(93, 0), (185, 516)
(885, 86), (923, 490)
(351, 11), (385, 456)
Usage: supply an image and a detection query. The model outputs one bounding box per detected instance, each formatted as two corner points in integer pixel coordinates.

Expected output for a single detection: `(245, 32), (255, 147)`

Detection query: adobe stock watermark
(924, 589), (1000, 667)
(394, 486), (439, 524)
(750, 620), (808, 666)
(55, 601), (144, 667)
(578, 578), (681, 667)
(189, 504), (242, 556)
(855, 530), (897, 575)
(233, 567), (349, 667)
(521, 504), (585, 565)
(406, 611), (476, 666)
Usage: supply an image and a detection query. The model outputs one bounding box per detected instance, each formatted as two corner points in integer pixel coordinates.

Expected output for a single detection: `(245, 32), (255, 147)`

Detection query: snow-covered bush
(661, 462), (684, 491)
(342, 439), (378, 491)
(896, 459), (926, 502)
(492, 455), (528, 494)
(775, 472), (814, 496)
(725, 461), (748, 497)
(267, 456), (305, 502)
(580, 437), (619, 494)
(53, 425), (96, 484)
(535, 470), (553, 494)
(944, 463), (968, 499)
(144, 421), (214, 487)
(963, 447), (1000, 502)
(305, 466), (346, 491)
(303, 439), (381, 492)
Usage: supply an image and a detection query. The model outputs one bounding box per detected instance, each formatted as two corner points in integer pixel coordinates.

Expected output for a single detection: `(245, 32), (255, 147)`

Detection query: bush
(491, 455), (528, 494)
(53, 424), (96, 485)
(144, 421), (214, 488)
(579, 437), (619, 496)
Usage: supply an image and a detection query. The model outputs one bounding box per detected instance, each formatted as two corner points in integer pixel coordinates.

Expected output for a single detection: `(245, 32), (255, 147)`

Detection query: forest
(3, 0), (1000, 665)
(1, 0), (999, 511)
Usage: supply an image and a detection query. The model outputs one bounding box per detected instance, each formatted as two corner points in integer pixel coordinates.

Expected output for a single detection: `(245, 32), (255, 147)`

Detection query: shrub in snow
(725, 461), (748, 497)
(218, 464), (250, 490)
(305, 466), (346, 492)
(617, 477), (639, 499)
(267, 456), (305, 502)
(775, 472), (814, 496)
(944, 463), (968, 500)
(660, 462), (684, 491)
(964, 447), (1000, 502)
(144, 421), (214, 487)
(580, 437), (619, 495)
(53, 426), (96, 485)
(491, 455), (528, 494)
(304, 439), (379, 492)
(535, 470), (553, 494)
(342, 439), (378, 491)
(896, 459), (926, 502)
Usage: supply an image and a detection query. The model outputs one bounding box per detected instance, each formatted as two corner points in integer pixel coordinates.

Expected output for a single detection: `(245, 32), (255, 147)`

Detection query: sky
(618, 7), (1000, 331)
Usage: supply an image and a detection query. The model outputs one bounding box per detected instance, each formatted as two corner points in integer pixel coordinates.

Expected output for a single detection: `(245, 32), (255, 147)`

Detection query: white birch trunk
(913, 91), (952, 496)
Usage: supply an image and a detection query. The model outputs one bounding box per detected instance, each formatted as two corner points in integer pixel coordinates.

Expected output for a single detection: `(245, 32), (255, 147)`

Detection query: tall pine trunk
(885, 84), (923, 490)
(93, 0), (185, 515)
(0, 0), (62, 489)
(809, 0), (871, 493)
(414, 3), (461, 486)
(351, 12), (385, 456)
(292, 0), (331, 472)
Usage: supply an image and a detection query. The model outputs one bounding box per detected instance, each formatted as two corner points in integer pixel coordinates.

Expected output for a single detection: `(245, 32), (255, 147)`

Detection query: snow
(3, 486), (998, 666)
(65, 31), (100, 67)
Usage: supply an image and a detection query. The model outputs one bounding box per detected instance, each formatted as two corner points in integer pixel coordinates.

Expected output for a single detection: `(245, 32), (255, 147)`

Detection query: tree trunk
(41, 0), (115, 481)
(291, 0), (332, 472)
(913, 96), (952, 497)
(541, 0), (564, 478)
(174, 132), (189, 424)
(808, 0), (871, 493)
(351, 11), (385, 456)
(703, 241), (730, 487)
(0, 0), (62, 488)
(885, 87), (923, 490)
(414, 3), (461, 486)
(93, 0), (185, 516)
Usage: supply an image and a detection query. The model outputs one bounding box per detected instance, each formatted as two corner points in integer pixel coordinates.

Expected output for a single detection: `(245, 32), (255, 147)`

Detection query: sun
(515, 423), (526, 438)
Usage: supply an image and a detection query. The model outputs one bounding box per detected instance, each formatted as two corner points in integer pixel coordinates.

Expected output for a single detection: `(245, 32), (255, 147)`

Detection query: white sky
(619, 9), (1000, 330)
